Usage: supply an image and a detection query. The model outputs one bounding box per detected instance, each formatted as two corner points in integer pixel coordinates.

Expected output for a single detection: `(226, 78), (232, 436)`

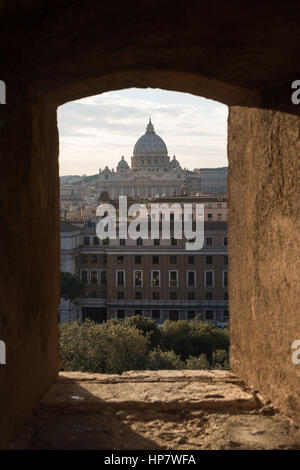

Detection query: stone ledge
(57, 369), (242, 383)
(12, 370), (300, 450)
(45, 370), (257, 412)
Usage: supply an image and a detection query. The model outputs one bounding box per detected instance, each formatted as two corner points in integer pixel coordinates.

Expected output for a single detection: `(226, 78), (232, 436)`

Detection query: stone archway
(0, 0), (299, 448)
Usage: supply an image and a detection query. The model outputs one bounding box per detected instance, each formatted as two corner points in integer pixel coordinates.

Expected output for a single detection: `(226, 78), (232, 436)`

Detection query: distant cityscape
(60, 120), (228, 326)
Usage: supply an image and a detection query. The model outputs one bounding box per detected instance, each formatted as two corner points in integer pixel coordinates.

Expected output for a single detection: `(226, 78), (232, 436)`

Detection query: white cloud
(58, 88), (228, 175)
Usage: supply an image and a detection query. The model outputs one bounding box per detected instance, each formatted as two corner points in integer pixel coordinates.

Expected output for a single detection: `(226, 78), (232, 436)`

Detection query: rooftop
(60, 221), (82, 233)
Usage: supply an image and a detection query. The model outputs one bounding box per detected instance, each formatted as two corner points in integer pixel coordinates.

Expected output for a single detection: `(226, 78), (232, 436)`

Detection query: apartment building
(60, 197), (229, 325)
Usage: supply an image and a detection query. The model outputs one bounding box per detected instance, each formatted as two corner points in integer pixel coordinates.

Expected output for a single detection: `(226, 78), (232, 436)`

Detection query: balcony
(106, 299), (228, 309)
(82, 286), (107, 299)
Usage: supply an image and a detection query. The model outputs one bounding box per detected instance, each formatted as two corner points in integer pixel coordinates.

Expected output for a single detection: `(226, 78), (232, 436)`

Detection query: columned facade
(98, 120), (196, 199)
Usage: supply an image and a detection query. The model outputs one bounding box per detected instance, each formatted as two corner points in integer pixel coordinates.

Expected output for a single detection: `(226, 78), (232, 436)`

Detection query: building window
(103, 237), (110, 245)
(120, 238), (126, 246)
(188, 311), (196, 320)
(90, 269), (98, 285)
(152, 255), (159, 264)
(135, 310), (142, 316)
(224, 310), (229, 320)
(205, 236), (213, 246)
(152, 292), (159, 300)
(187, 270), (196, 287)
(117, 255), (124, 264)
(154, 239), (160, 246)
(170, 292), (177, 300)
(170, 255), (177, 265)
(152, 310), (160, 320)
(206, 292), (213, 300)
(99, 270), (107, 285)
(135, 255), (141, 264)
(118, 291), (124, 300)
(223, 270), (228, 287)
(91, 255), (97, 264)
(205, 255), (213, 265)
(151, 270), (160, 287)
(217, 203), (222, 208)
(169, 270), (178, 288)
(224, 291), (229, 300)
(216, 310), (223, 321)
(188, 255), (195, 264)
(116, 270), (125, 287)
(134, 270), (143, 287)
(81, 254), (88, 264)
(169, 310), (179, 321)
(100, 255), (107, 264)
(137, 237), (143, 246)
(205, 270), (214, 287)
(188, 292), (195, 300)
(80, 269), (88, 284)
(93, 236), (100, 245)
(205, 310), (214, 320)
(217, 213), (222, 220)
(171, 237), (177, 246)
(135, 291), (142, 300)
(224, 236), (228, 246)
(224, 255), (228, 265)
(83, 236), (90, 246)
(207, 213), (213, 220)
(117, 309), (125, 319)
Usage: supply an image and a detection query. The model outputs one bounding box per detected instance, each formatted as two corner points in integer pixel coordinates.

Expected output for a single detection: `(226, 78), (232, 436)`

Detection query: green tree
(59, 319), (150, 373)
(147, 348), (185, 370)
(58, 318), (230, 373)
(60, 271), (85, 302)
(188, 320), (229, 361)
(124, 315), (161, 349)
(60, 271), (85, 321)
(160, 319), (230, 362)
(185, 354), (210, 370)
(211, 349), (230, 369)
(160, 320), (192, 360)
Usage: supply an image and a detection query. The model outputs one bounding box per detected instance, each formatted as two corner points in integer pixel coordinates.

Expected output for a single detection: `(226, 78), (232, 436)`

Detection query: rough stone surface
(0, 0), (300, 449)
(41, 370), (258, 412)
(2, 1), (300, 112)
(228, 106), (300, 426)
(12, 371), (300, 450)
(0, 90), (60, 449)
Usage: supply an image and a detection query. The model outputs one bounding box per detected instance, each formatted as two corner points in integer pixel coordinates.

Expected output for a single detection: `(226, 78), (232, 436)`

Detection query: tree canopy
(60, 271), (84, 302)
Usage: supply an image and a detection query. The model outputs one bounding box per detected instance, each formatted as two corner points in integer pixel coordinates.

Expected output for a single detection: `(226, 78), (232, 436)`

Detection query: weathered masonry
(0, 0), (299, 449)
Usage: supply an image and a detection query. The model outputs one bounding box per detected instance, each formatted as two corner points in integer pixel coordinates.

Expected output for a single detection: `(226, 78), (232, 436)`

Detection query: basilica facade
(98, 119), (199, 199)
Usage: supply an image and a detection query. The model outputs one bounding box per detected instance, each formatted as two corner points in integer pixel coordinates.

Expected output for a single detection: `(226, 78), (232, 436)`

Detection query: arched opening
(57, 87), (230, 372)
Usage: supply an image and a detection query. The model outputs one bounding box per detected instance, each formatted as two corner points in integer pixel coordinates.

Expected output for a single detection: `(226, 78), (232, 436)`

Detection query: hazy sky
(58, 88), (228, 176)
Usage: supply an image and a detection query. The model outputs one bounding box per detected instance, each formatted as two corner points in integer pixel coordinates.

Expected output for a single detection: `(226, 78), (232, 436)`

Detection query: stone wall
(228, 104), (300, 424)
(0, 87), (60, 448)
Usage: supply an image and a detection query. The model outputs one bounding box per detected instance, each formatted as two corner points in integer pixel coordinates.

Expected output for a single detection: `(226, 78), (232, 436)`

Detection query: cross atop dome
(146, 117), (154, 133)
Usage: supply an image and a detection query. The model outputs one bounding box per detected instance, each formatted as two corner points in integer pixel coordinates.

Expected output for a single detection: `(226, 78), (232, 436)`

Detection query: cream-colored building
(196, 167), (228, 195)
(98, 119), (201, 199)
